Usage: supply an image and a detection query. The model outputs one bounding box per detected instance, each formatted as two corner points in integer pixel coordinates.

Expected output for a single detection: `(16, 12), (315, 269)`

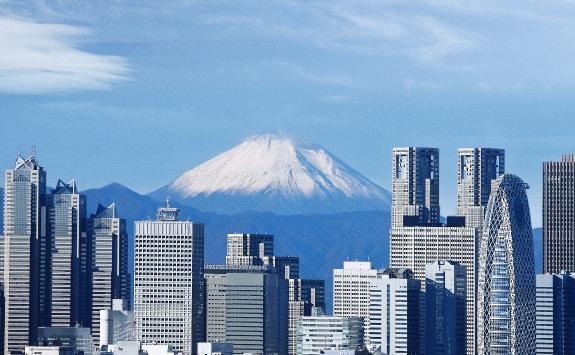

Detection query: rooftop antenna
(32, 144), (36, 157)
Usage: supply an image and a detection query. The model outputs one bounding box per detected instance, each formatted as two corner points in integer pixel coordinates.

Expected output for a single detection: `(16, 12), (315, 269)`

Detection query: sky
(2, 1), (575, 227)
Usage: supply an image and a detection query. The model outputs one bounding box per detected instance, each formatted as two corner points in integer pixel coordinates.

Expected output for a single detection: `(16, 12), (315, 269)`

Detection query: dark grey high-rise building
(1, 148), (48, 354)
(543, 154), (575, 274)
(536, 271), (575, 355)
(205, 264), (289, 355)
(392, 147), (440, 227)
(224, 232), (322, 355)
(88, 203), (130, 347)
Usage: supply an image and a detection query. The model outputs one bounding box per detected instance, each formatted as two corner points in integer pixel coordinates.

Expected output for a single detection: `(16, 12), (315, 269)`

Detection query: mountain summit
(150, 134), (391, 214)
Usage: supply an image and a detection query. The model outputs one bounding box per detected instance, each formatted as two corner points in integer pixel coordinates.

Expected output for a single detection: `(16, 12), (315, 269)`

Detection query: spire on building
(156, 196), (180, 221)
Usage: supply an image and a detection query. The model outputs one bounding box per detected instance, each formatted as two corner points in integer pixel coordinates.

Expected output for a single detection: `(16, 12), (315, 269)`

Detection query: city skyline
(2, 1), (575, 227)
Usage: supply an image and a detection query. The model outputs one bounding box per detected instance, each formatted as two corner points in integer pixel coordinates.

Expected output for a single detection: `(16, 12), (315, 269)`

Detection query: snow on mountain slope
(153, 134), (391, 214)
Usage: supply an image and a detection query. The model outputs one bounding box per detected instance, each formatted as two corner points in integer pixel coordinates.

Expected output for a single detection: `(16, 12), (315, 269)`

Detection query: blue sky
(2, 1), (575, 227)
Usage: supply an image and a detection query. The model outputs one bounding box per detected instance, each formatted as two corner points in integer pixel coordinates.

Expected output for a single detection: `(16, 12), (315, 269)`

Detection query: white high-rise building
(390, 225), (477, 354)
(369, 268), (420, 354)
(333, 261), (377, 344)
(134, 198), (205, 355)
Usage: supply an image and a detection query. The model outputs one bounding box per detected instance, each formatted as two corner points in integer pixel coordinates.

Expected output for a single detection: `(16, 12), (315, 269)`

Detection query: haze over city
(3, 1), (575, 226)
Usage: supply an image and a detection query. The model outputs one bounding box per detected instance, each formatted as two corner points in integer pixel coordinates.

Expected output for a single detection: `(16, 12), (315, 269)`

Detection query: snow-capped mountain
(150, 134), (391, 214)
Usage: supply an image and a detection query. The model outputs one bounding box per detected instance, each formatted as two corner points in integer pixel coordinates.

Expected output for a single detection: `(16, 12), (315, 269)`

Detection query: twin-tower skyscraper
(390, 147), (536, 355)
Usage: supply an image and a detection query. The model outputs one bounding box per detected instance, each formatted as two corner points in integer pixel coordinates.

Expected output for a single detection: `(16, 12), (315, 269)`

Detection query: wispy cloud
(0, 17), (129, 94)
(276, 60), (356, 87)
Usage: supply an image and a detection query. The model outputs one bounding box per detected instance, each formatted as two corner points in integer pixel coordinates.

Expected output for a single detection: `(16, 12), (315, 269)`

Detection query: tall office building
(1, 149), (48, 354)
(224, 232), (321, 355)
(392, 147), (440, 227)
(390, 147), (485, 355)
(543, 154), (575, 274)
(204, 264), (288, 355)
(47, 179), (88, 327)
(425, 260), (467, 355)
(477, 174), (536, 354)
(134, 198), (205, 355)
(88, 203), (130, 347)
(369, 268), (421, 354)
(333, 261), (378, 345)
(457, 148), (505, 228)
(390, 224), (477, 354)
(535, 272), (575, 355)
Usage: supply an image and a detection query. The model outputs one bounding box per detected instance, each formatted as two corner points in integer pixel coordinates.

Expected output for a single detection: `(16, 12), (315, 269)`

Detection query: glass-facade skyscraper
(477, 174), (536, 354)
(88, 202), (130, 347)
(47, 179), (88, 327)
(1, 149), (48, 354)
(543, 154), (575, 274)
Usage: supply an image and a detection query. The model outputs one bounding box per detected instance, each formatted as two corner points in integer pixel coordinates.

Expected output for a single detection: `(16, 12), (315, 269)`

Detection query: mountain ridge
(149, 134), (391, 214)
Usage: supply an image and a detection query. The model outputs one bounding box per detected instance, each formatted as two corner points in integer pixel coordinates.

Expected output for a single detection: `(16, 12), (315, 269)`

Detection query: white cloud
(0, 17), (129, 94)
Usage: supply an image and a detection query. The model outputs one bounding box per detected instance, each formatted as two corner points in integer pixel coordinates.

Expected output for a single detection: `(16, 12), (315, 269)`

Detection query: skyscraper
(392, 147), (440, 227)
(88, 203), (130, 347)
(1, 149), (48, 354)
(224, 232), (321, 355)
(369, 268), (420, 354)
(425, 260), (467, 355)
(389, 147), (492, 355)
(333, 261), (377, 345)
(457, 148), (505, 228)
(535, 271), (575, 355)
(204, 264), (288, 355)
(543, 154), (575, 274)
(477, 174), (536, 354)
(134, 198), (205, 355)
(47, 179), (88, 327)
